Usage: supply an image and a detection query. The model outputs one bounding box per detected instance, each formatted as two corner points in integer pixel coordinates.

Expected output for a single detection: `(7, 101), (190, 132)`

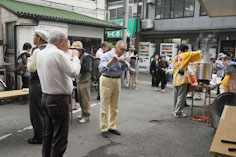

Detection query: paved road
(0, 74), (215, 157)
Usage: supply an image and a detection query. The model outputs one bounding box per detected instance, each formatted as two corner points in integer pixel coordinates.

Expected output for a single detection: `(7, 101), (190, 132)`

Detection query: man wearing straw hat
(70, 41), (92, 123)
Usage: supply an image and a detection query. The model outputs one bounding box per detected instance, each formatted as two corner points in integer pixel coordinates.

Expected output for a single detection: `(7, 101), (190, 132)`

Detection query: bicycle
(0, 78), (7, 91)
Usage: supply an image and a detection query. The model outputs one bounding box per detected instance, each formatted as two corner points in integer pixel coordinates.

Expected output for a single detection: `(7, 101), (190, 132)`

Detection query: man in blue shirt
(222, 56), (236, 68)
(99, 40), (130, 138)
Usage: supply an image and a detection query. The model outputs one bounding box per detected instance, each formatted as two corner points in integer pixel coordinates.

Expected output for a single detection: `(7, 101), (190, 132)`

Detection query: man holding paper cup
(98, 40), (130, 138)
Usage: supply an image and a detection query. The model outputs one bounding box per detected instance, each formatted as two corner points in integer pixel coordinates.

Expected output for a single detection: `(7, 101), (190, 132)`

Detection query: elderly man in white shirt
(96, 42), (109, 59)
(37, 29), (81, 157)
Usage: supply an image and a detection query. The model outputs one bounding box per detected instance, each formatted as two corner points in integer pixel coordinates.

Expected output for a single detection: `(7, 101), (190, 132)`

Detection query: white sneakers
(78, 118), (89, 123)
(154, 87), (165, 93)
(78, 116), (89, 123)
(173, 111), (187, 118)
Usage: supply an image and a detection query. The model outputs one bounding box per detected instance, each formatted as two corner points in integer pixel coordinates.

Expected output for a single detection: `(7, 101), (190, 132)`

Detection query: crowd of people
(16, 28), (130, 156)
(15, 28), (236, 156)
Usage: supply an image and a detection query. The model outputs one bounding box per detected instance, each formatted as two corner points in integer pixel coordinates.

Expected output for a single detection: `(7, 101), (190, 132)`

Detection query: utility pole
(122, 0), (129, 42)
(135, 0), (140, 52)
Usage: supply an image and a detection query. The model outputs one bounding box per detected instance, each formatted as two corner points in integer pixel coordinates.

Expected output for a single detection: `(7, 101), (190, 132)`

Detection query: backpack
(90, 56), (101, 81)
(16, 52), (30, 75)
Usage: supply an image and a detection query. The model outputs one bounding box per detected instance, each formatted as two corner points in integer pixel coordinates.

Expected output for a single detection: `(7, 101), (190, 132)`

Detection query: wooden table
(0, 89), (29, 100)
(190, 83), (220, 117)
(210, 105), (236, 156)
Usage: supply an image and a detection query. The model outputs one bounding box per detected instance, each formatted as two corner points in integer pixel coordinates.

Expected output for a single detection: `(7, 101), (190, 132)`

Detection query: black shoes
(101, 130), (121, 138)
(185, 103), (190, 107)
(101, 131), (109, 138)
(108, 129), (121, 136)
(97, 96), (100, 100)
(27, 138), (42, 144)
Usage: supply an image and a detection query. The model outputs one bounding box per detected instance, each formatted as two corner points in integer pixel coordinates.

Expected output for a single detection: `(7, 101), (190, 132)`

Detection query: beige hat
(34, 30), (49, 43)
(70, 41), (85, 50)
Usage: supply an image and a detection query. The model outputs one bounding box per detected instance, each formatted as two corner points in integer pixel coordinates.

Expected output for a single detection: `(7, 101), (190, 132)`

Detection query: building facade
(106, 0), (142, 46)
(141, 0), (236, 60)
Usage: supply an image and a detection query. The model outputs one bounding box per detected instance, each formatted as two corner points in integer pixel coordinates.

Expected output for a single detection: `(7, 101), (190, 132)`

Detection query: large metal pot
(191, 62), (212, 81)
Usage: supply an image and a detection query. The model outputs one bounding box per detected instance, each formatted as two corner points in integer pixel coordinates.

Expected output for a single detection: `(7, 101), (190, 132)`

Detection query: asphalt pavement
(0, 74), (216, 157)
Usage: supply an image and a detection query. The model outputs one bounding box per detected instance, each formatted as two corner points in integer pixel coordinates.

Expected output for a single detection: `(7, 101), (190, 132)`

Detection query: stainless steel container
(191, 62), (212, 81)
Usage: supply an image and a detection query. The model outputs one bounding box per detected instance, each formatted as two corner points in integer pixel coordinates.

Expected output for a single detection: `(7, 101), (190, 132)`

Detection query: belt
(103, 75), (120, 79)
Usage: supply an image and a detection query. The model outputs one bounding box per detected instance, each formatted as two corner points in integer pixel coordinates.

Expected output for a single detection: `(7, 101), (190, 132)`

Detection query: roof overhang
(199, 0), (236, 17)
(0, 0), (122, 30)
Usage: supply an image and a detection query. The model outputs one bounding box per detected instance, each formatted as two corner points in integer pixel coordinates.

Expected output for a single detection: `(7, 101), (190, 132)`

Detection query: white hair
(49, 29), (67, 44)
(116, 40), (127, 47)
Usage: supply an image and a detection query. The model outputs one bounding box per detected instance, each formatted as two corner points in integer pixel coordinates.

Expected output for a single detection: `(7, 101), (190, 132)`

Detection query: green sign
(106, 18), (140, 38)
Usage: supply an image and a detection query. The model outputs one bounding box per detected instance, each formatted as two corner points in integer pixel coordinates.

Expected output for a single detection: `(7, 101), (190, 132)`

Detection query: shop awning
(106, 18), (140, 38)
(199, 0), (236, 17)
(0, 0), (122, 30)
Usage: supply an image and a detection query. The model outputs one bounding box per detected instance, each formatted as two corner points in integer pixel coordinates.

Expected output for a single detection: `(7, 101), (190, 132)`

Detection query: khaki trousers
(77, 81), (91, 119)
(100, 75), (121, 132)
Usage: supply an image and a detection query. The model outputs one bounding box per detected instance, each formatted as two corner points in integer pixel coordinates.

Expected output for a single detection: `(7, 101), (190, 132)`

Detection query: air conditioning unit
(147, 0), (155, 4)
(141, 19), (154, 29)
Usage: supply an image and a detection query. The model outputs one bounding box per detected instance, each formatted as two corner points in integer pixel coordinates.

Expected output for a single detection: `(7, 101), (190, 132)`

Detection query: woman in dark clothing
(156, 54), (169, 92)
(150, 54), (159, 87)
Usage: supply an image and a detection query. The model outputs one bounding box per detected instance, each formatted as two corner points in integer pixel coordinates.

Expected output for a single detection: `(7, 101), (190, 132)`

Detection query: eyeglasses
(117, 47), (126, 53)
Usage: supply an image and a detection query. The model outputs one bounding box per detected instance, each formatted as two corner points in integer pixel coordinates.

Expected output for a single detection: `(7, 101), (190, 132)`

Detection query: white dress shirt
(37, 44), (81, 95)
(96, 48), (104, 59)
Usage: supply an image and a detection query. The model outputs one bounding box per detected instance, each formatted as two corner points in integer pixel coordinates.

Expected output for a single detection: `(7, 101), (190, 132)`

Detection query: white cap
(34, 30), (49, 43)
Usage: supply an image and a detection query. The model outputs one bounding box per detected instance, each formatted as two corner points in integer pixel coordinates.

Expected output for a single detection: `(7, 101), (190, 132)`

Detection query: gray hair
(116, 40), (127, 47)
(101, 41), (109, 48)
(223, 56), (231, 61)
(49, 29), (68, 44)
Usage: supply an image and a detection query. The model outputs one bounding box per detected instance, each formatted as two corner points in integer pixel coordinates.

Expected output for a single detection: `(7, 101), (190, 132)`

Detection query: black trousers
(29, 82), (43, 140)
(42, 94), (70, 157)
(151, 73), (156, 87)
(156, 72), (166, 89)
(22, 76), (29, 88)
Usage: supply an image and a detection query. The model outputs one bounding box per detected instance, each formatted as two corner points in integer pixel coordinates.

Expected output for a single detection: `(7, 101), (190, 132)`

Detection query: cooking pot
(191, 62), (212, 81)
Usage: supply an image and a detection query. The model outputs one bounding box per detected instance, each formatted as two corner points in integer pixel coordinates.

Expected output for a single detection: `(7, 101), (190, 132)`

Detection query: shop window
(6, 22), (16, 52)
(155, 0), (195, 19)
(200, 5), (207, 16)
(174, 0), (184, 18)
(110, 9), (117, 20)
(117, 7), (125, 19)
(184, 0), (194, 17)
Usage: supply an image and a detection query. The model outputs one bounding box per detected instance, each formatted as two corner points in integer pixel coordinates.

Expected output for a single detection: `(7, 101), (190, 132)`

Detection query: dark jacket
(78, 52), (92, 83)
(150, 59), (159, 75)
(157, 61), (169, 74)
